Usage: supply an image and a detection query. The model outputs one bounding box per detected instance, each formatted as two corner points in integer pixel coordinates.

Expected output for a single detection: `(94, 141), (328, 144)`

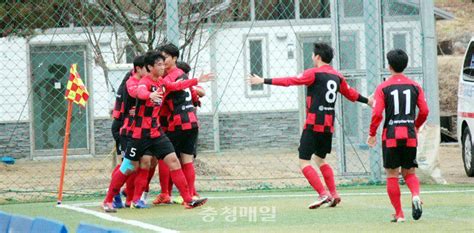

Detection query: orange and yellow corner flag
(65, 64), (89, 107)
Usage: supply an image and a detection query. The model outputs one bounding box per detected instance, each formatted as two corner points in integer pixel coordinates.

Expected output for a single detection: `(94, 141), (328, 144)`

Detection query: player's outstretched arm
(247, 72), (313, 87)
(339, 77), (371, 107)
(164, 73), (215, 92)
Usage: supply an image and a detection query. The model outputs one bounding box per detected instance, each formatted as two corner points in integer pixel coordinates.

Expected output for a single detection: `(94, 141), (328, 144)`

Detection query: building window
(386, 30), (412, 67)
(299, 0), (330, 19)
(245, 36), (269, 97)
(255, 0), (295, 20)
(341, 0), (363, 18)
(339, 34), (358, 70)
(393, 33), (407, 51)
(214, 0), (251, 22)
(463, 42), (474, 82)
(249, 40), (264, 91)
(386, 0), (419, 16)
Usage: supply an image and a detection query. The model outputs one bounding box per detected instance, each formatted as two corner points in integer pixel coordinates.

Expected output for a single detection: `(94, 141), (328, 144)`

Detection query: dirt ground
(0, 144), (472, 203)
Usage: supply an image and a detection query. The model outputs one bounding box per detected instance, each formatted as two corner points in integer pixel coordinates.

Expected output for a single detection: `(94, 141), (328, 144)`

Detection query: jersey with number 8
(264, 64), (364, 133)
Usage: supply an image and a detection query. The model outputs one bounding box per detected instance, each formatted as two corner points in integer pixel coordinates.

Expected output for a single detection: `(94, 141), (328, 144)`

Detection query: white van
(457, 37), (474, 177)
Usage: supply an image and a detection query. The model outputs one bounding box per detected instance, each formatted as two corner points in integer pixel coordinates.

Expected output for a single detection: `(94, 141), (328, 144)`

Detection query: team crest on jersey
(151, 86), (157, 92)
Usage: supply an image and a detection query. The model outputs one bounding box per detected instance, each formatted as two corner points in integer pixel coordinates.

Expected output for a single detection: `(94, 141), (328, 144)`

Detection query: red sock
(168, 177), (173, 196)
(387, 177), (403, 217)
(104, 170), (128, 203)
(111, 164), (120, 179)
(158, 160), (170, 196)
(170, 169), (192, 203)
(145, 165), (157, 193)
(132, 168), (149, 202)
(320, 164), (338, 198)
(182, 162), (196, 196)
(125, 171), (137, 204)
(404, 173), (420, 197)
(302, 165), (327, 196)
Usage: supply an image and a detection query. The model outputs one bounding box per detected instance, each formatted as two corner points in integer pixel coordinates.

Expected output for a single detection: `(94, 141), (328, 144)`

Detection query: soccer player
(153, 44), (212, 205)
(102, 51), (210, 212)
(119, 55), (152, 208)
(367, 49), (429, 222)
(110, 56), (144, 208)
(248, 43), (372, 209)
(155, 60), (205, 204)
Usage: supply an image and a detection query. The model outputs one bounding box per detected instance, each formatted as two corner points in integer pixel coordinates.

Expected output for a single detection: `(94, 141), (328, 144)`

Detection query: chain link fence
(0, 0), (438, 203)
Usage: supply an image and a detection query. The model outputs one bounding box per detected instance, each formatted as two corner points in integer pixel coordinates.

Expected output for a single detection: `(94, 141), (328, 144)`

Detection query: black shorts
(298, 130), (333, 160)
(382, 146), (418, 169)
(124, 136), (175, 161)
(118, 135), (129, 156)
(166, 128), (198, 156)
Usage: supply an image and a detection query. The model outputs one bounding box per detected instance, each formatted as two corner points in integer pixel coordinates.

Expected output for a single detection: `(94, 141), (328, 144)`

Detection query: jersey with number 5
(369, 74), (429, 148)
(264, 64), (363, 133)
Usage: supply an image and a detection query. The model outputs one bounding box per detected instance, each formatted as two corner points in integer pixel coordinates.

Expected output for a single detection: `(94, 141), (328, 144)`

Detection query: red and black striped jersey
(119, 75), (140, 137)
(132, 74), (200, 139)
(161, 67), (200, 132)
(369, 74), (429, 148)
(264, 64), (366, 133)
(112, 70), (133, 120)
(131, 75), (166, 139)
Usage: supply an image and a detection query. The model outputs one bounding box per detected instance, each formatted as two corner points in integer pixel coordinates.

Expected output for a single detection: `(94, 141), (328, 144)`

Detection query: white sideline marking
(57, 204), (178, 233)
(71, 189), (474, 207)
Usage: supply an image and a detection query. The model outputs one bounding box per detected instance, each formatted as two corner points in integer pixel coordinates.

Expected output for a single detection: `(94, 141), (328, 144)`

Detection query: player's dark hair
(313, 43), (333, 63)
(133, 55), (145, 73)
(159, 43), (180, 59)
(387, 49), (408, 73)
(144, 51), (165, 72)
(176, 61), (191, 74)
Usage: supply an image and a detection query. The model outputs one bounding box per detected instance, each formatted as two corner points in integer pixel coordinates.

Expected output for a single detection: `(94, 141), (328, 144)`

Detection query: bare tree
(71, 0), (230, 92)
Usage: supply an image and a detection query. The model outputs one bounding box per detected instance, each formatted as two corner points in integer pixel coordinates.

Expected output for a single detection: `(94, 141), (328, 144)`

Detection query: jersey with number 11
(369, 74), (429, 148)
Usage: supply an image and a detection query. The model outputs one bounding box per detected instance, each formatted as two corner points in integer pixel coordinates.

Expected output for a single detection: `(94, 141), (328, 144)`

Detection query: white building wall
(0, 20), (423, 122)
(0, 37), (29, 122)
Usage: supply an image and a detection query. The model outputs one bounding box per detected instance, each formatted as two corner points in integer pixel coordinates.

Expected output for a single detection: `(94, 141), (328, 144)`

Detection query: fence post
(330, 0), (346, 174)
(364, 0), (383, 183)
(166, 0), (179, 46)
(420, 0), (440, 126)
(209, 28), (220, 152)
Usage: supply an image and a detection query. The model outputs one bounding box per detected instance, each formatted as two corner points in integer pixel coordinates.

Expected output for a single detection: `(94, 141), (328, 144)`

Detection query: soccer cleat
(112, 194), (124, 209)
(412, 196), (423, 220)
(308, 195), (331, 209)
(124, 201), (131, 208)
(184, 198), (208, 209)
(327, 196), (341, 207)
(390, 214), (406, 223)
(153, 193), (171, 205)
(140, 191), (149, 204)
(130, 200), (149, 209)
(102, 202), (117, 213)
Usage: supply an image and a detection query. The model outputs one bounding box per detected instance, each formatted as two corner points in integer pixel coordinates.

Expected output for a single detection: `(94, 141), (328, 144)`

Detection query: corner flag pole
(57, 99), (73, 205)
